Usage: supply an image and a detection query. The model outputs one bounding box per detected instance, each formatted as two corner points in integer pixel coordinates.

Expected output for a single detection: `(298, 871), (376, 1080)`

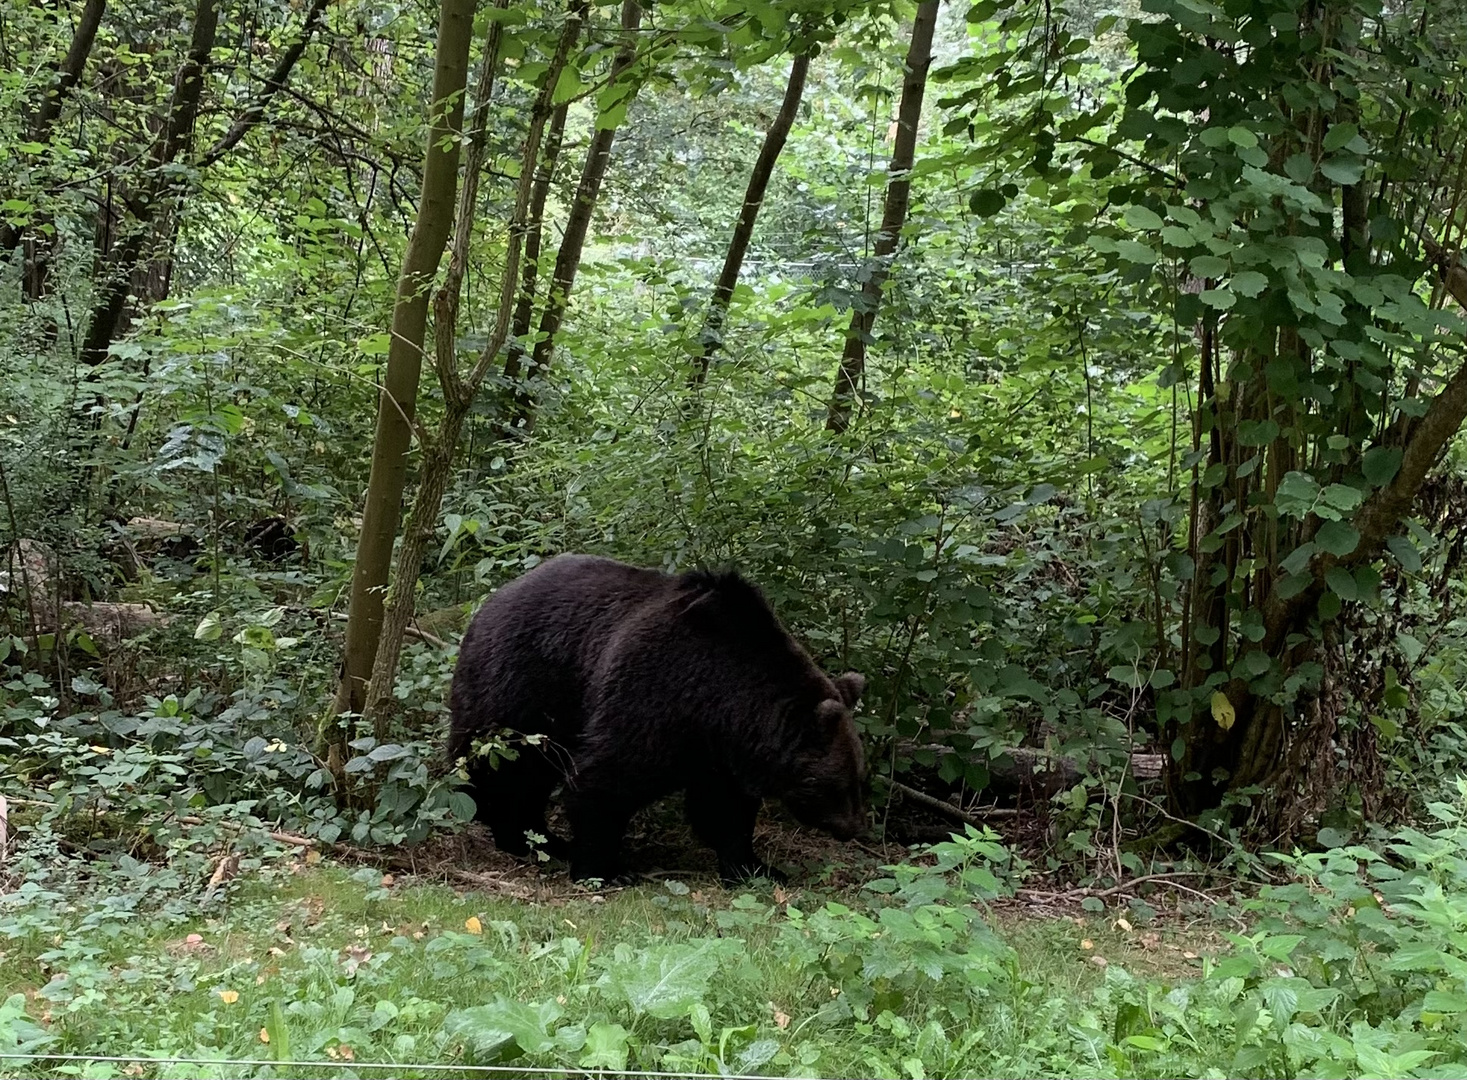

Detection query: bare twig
(890, 779), (1018, 826)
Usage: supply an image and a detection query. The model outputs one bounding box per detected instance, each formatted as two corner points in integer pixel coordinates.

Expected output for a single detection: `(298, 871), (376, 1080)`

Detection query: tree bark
(360, 2), (584, 740)
(824, 0), (939, 434)
(506, 0), (643, 435)
(502, 101), (570, 387)
(689, 52), (810, 389)
(2, 0), (107, 260)
(77, 0), (219, 368)
(330, 0), (476, 724)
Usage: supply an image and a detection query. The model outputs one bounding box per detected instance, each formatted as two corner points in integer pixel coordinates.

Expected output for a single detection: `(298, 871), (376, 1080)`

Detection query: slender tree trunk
(200, 0), (332, 167)
(2, 0), (107, 261)
(506, 0), (642, 435)
(330, 0), (476, 730)
(360, 4), (583, 740)
(690, 52), (809, 389)
(825, 0), (939, 434)
(77, 0), (219, 368)
(502, 101), (570, 386)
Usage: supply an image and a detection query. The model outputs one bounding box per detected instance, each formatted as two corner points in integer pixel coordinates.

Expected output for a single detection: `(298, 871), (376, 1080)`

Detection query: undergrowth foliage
(7, 812), (1467, 1077)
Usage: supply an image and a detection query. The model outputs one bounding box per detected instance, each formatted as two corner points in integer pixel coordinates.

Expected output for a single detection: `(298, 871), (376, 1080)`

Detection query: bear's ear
(815, 698), (847, 728)
(833, 672), (865, 708)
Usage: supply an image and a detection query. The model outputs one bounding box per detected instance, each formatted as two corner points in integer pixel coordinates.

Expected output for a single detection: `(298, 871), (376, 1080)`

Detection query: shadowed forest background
(3, 0), (1467, 1076)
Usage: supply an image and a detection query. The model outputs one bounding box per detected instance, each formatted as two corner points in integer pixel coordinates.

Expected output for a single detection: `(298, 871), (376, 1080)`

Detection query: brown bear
(447, 554), (867, 883)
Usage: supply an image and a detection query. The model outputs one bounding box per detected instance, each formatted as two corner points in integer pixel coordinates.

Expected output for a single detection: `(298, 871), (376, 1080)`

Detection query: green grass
(11, 800), (1467, 1080)
(0, 852), (1228, 1080)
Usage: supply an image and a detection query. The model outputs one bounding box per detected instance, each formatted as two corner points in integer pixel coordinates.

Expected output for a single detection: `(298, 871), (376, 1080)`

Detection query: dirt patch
(376, 796), (914, 898)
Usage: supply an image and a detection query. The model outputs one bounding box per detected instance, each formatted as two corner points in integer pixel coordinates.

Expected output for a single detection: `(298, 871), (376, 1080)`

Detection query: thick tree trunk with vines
(330, 0), (476, 732)
(506, 0), (642, 436)
(1172, 247), (1467, 822)
(689, 52), (810, 389)
(825, 0), (938, 434)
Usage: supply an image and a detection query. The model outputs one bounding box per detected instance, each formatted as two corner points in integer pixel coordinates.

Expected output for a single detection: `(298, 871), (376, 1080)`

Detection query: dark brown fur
(447, 554), (866, 882)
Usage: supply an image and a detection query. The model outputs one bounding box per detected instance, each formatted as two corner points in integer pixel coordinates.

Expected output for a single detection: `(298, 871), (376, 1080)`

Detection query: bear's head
(783, 671), (868, 841)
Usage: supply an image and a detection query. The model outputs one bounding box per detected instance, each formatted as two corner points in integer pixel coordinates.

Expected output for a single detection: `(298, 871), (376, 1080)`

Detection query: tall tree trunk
(329, 0), (476, 730)
(360, 3), (583, 740)
(2, 0), (107, 261)
(824, 0), (938, 434)
(501, 101), (570, 386)
(77, 0), (219, 368)
(506, 0), (642, 435)
(689, 52), (809, 389)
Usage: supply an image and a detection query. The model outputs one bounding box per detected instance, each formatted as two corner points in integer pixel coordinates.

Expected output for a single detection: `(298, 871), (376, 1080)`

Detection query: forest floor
(0, 805), (1243, 1080)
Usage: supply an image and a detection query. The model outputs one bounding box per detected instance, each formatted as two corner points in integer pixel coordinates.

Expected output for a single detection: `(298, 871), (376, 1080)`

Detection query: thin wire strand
(0, 1053), (811, 1080)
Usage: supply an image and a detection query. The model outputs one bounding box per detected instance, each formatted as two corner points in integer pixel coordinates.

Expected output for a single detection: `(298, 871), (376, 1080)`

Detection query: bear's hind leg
(685, 781), (785, 885)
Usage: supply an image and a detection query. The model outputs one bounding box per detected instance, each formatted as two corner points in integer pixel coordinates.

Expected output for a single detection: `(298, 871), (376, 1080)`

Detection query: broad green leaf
(1322, 122), (1357, 151)
(579, 1023), (629, 1071)
(1325, 566), (1357, 601)
(1362, 446), (1402, 487)
(1320, 155), (1364, 185)
(1280, 542), (1314, 576)
(1189, 255), (1228, 278)
(1227, 125), (1258, 148)
(1315, 520), (1359, 557)
(1318, 590), (1342, 622)
(1283, 153), (1314, 184)
(358, 332), (391, 356)
(1231, 270), (1267, 297)
(968, 189), (1006, 216)
(1115, 239), (1157, 264)
(194, 612), (224, 641)
(446, 997), (562, 1056)
(1199, 288), (1235, 309)
(604, 942), (719, 1019)
(1386, 534), (1422, 573)
(1320, 483), (1363, 513)
(1125, 205), (1163, 230)
(553, 66), (586, 106)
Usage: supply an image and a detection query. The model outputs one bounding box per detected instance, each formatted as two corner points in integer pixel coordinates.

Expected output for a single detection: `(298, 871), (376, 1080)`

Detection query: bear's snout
(826, 816), (867, 842)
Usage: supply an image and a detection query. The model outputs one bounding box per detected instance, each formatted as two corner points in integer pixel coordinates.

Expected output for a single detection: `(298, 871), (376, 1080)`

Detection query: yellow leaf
(1081, 939), (1094, 951)
(1211, 691), (1236, 731)
(465, 916), (483, 935)
(1115, 917), (1132, 932)
(217, 990), (239, 1004)
(259, 1027), (270, 1043)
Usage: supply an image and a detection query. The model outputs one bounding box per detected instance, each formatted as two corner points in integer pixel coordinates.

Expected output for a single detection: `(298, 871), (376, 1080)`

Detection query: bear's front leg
(685, 782), (787, 885)
(563, 782), (636, 883)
